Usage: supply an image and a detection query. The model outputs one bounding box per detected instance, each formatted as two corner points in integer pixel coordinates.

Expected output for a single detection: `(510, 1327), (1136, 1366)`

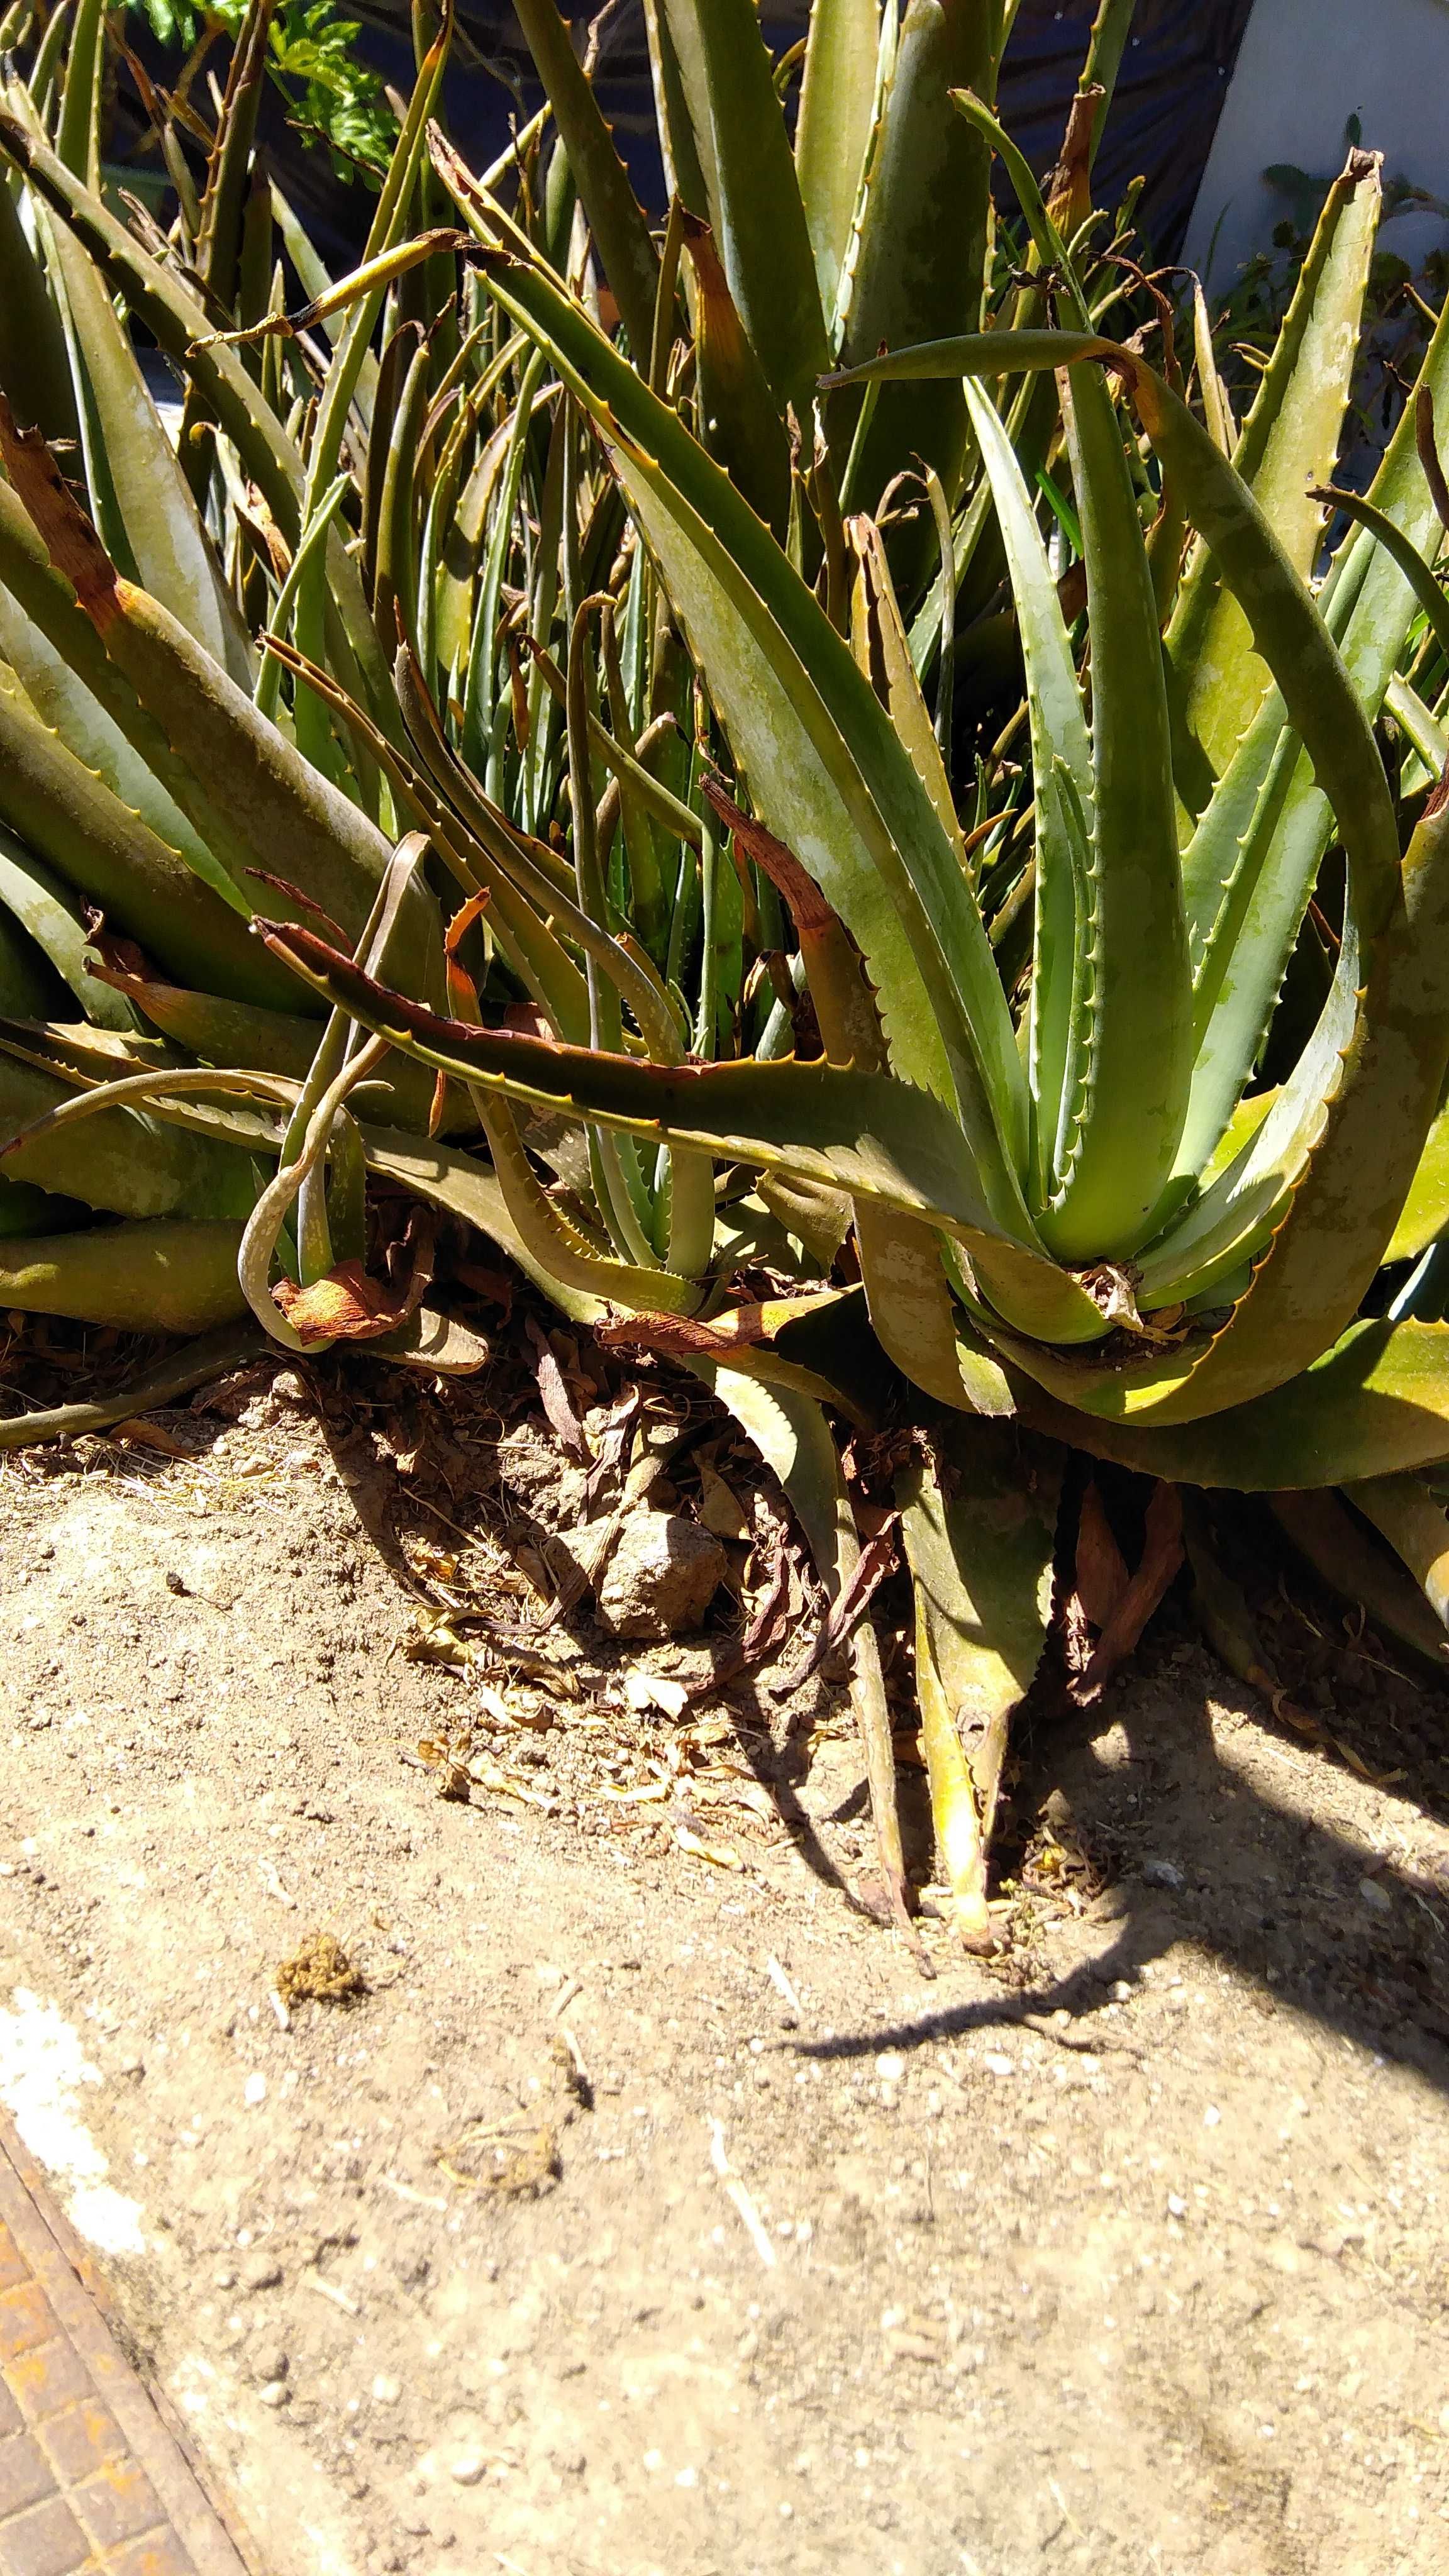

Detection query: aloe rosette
(6, 0), (1449, 1945)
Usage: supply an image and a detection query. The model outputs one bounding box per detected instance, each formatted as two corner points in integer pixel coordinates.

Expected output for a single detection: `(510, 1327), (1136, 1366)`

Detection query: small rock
(875, 2052), (906, 2083)
(1141, 1858), (1184, 1889)
(595, 1514), (727, 1640)
(448, 2455), (487, 2487)
(372, 2375), (401, 2407)
(257, 2381), (290, 2409)
(252, 2349), (289, 2385)
(212, 2267), (236, 2291)
(243, 2073), (267, 2107)
(1358, 1876), (1392, 1915)
(242, 2254), (283, 2292)
(117, 2054), (145, 2080)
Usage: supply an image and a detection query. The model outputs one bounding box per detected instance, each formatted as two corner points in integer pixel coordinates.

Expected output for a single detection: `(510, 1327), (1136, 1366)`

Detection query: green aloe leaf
(1018, 1318), (1449, 1491)
(899, 1419), (1060, 1950)
(455, 252), (1041, 1273)
(0, 1051), (257, 1219)
(1347, 1470), (1449, 1628)
(795, 0), (880, 327)
(959, 377), (1092, 1215)
(510, 0), (660, 360)
(1387, 1104), (1449, 1264)
(0, 667), (301, 1010)
(657, 0), (828, 425)
(0, 828), (134, 1030)
(255, 917), (1113, 1346)
(1167, 151), (1381, 816)
(836, 0), (1000, 523)
(0, 1217), (247, 1332)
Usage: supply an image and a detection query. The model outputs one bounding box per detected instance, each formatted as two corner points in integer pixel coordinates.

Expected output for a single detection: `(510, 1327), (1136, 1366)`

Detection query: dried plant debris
(438, 2118), (560, 2197)
(275, 1929), (366, 2009)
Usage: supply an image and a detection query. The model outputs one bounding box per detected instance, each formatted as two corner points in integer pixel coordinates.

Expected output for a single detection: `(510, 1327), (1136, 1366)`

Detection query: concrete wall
(1183, 0), (1449, 286)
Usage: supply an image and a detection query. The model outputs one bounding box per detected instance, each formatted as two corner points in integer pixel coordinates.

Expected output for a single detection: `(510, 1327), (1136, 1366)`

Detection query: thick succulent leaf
(640, 0), (713, 221)
(1387, 1103), (1449, 1264)
(796, 0), (880, 326)
(45, 219), (251, 685)
(1269, 1487), (1449, 1671)
(1178, 288), (1449, 1173)
(0, 1218), (247, 1333)
(1016, 1318), (1449, 1490)
(657, 0), (827, 424)
(1166, 151), (1381, 811)
(353, 1124), (604, 1326)
(256, 919), (1114, 1346)
(0, 575), (238, 917)
(458, 251), (1035, 1248)
(0, 667), (300, 1010)
(0, 829), (133, 1030)
(836, 0), (999, 517)
(1038, 358), (1191, 1261)
(683, 214), (791, 536)
(0, 1322), (269, 1452)
(1347, 1470), (1449, 1628)
(0, 164), (79, 447)
(0, 96), (305, 540)
(960, 376), (1091, 1213)
(1010, 779), (1449, 1415)
(0, 1052), (255, 1219)
(509, 0), (660, 360)
(899, 1420), (1060, 1948)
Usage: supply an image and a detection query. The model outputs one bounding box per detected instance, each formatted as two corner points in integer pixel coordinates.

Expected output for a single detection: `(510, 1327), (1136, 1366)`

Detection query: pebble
(1142, 1858), (1184, 1889)
(244, 2073), (267, 2107)
(448, 2456), (486, 2487)
(257, 2382), (290, 2409)
(875, 2052), (906, 2083)
(372, 2376), (401, 2407)
(1358, 1877), (1392, 1916)
(242, 2254), (283, 2291)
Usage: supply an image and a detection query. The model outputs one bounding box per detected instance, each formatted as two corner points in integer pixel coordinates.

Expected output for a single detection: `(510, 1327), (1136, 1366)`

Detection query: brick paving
(0, 2121), (254, 2576)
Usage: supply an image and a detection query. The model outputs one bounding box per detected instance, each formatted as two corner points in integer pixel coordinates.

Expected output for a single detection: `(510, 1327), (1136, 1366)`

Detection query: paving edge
(0, 2111), (264, 2576)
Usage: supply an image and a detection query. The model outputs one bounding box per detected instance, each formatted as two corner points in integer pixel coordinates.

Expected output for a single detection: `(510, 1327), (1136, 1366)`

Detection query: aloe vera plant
(7, 0), (1449, 1953)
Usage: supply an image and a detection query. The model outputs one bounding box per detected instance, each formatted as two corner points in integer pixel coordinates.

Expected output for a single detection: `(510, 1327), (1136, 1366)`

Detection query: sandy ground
(0, 1338), (1448, 2576)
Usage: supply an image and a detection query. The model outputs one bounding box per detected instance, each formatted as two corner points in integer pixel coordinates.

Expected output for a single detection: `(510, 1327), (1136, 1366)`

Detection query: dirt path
(1, 1350), (1447, 2576)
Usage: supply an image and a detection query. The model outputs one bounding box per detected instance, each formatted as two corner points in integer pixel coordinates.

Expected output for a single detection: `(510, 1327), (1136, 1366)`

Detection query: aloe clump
(6, 0), (1449, 1951)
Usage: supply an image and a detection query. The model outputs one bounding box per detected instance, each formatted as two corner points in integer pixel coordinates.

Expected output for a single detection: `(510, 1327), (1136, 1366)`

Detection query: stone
(595, 1515), (726, 1640)
(241, 2253), (283, 2292)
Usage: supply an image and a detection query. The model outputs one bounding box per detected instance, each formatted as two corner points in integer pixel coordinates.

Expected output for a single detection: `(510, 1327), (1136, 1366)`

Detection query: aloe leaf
(796, 0), (880, 325)
(1269, 1486), (1449, 1670)
(657, 0), (827, 425)
(0, 1320), (269, 1450)
(0, 668), (301, 1010)
(899, 1420), (1060, 1949)
(683, 213), (791, 537)
(464, 255), (1036, 1254)
(0, 1217), (248, 1332)
(960, 375), (1092, 1214)
(0, 96), (306, 540)
(1021, 775), (1449, 1417)
(53, 0), (102, 182)
(0, 828), (133, 1029)
(836, 0), (1000, 523)
(0, 163), (78, 447)
(1167, 152), (1380, 812)
(1018, 1318), (1449, 1491)
(0, 1052), (256, 1219)
(45, 222), (252, 685)
(0, 896), (64, 1020)
(1387, 1103), (1449, 1264)
(510, 0), (660, 360)
(640, 0), (712, 223)
(0, 575), (240, 918)
(1347, 1470), (1449, 1628)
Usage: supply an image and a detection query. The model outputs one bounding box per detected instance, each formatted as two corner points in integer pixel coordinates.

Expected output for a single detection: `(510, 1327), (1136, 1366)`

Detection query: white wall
(1184, 0), (1449, 287)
